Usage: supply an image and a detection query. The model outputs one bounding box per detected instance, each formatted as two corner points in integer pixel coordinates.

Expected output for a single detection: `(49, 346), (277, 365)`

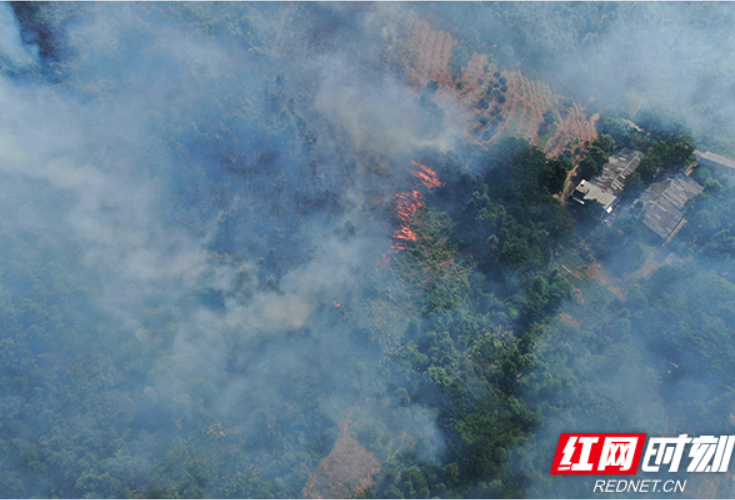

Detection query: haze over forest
(2, 2), (735, 498)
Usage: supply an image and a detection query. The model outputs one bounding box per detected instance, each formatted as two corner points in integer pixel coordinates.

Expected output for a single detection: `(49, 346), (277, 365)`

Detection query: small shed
(572, 179), (617, 213)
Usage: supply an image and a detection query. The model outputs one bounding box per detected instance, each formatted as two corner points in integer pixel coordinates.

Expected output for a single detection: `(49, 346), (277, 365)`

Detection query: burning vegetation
(410, 159), (445, 189)
(390, 162), (443, 251)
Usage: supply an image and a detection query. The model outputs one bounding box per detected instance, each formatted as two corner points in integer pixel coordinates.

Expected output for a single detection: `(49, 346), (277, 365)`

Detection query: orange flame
(393, 226), (417, 242)
(410, 160), (444, 188)
(395, 190), (423, 222)
(383, 161), (443, 260)
(391, 189), (422, 250)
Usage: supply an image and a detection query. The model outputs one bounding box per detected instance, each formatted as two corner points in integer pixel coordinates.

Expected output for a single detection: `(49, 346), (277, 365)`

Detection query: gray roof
(639, 174), (704, 240)
(593, 149), (644, 195)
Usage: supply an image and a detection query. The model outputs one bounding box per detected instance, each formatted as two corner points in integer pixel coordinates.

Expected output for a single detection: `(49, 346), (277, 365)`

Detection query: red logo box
(551, 433), (647, 475)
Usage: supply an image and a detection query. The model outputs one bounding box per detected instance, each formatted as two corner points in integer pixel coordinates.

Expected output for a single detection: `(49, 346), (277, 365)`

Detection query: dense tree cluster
(575, 134), (613, 181)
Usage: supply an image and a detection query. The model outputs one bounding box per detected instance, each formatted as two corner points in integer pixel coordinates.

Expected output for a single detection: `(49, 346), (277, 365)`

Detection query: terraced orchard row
(388, 13), (598, 158)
